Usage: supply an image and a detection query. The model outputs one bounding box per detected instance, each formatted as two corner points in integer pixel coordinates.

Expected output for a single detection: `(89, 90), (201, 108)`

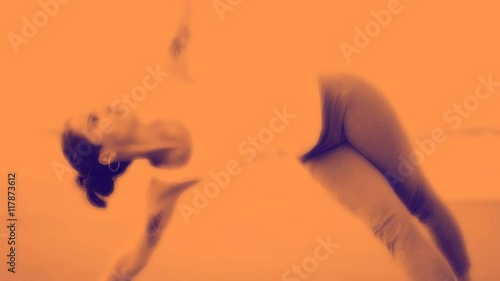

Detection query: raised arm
(98, 178), (199, 281)
(167, 0), (193, 83)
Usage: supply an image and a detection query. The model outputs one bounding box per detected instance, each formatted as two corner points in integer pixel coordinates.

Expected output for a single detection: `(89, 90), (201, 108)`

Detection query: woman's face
(65, 104), (138, 149)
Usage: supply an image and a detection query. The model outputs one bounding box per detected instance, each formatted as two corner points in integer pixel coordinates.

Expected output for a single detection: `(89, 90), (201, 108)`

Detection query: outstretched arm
(98, 178), (199, 281)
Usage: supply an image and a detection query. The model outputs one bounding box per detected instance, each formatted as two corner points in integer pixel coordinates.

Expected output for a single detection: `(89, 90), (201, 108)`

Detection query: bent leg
(328, 74), (470, 277)
(305, 144), (456, 281)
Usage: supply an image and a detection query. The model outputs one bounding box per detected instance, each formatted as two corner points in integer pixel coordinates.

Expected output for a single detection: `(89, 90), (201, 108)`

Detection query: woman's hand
(96, 178), (197, 281)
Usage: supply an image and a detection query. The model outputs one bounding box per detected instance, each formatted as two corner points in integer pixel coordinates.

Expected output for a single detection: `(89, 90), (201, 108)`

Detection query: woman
(61, 76), (472, 281)
(60, 4), (471, 281)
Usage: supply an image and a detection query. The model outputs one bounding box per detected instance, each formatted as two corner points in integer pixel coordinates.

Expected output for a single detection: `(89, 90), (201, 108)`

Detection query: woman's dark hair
(61, 130), (131, 208)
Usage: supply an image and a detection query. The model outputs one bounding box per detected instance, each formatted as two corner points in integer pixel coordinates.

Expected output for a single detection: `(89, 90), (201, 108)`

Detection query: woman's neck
(114, 120), (190, 167)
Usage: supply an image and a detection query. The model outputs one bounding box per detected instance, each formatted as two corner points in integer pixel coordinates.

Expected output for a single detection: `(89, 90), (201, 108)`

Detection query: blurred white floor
(5, 180), (499, 281)
(3, 135), (499, 281)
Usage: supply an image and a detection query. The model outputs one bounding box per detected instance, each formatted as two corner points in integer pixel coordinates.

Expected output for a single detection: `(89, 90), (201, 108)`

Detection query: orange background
(1, 0), (499, 280)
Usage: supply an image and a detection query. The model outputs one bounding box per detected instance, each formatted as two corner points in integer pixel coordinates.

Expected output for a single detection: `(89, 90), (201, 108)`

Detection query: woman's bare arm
(98, 178), (198, 281)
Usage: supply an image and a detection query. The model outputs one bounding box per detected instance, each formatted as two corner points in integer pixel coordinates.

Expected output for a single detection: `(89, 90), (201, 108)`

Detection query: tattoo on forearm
(170, 26), (190, 58)
(147, 213), (163, 247)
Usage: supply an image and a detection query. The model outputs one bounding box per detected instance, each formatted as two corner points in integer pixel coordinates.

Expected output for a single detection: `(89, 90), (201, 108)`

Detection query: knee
(318, 73), (384, 101)
(395, 176), (436, 224)
(413, 192), (435, 225)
